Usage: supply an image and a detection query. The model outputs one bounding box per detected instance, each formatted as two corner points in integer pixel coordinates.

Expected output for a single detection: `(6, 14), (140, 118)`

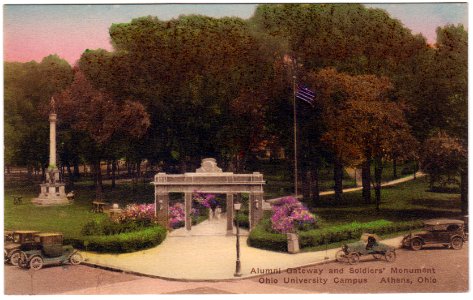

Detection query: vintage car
(18, 232), (82, 270)
(4, 230), (40, 266)
(336, 233), (396, 264)
(402, 219), (467, 251)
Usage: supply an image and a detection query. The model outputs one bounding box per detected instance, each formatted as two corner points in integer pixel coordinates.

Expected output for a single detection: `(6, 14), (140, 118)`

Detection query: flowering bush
(169, 203), (186, 229)
(193, 191), (219, 210)
(270, 197), (317, 233)
(118, 203), (156, 226)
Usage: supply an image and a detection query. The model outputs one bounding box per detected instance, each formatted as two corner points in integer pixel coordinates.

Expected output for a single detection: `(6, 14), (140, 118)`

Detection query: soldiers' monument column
(32, 97), (70, 205)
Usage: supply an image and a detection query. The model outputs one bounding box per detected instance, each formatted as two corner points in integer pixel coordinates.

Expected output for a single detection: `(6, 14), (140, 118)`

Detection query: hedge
(248, 219), (423, 252)
(66, 225), (167, 253)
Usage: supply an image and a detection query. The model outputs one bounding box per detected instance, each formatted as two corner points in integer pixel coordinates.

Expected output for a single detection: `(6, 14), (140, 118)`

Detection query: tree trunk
(460, 168), (468, 216)
(27, 165), (33, 182)
(374, 157), (383, 211)
(41, 166), (46, 182)
(392, 158), (398, 179)
(95, 161), (103, 199)
(302, 169), (311, 202)
(73, 160), (80, 178)
(66, 162), (74, 187)
(333, 159), (343, 202)
(312, 165), (320, 205)
(111, 160), (117, 189)
(106, 161), (111, 178)
(362, 158), (371, 204)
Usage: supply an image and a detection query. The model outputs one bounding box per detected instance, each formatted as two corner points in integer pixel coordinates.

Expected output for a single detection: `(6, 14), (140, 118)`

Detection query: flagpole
(293, 73), (298, 197)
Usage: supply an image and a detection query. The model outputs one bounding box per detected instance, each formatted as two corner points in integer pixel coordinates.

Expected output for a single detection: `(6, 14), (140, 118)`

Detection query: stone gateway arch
(152, 158), (265, 233)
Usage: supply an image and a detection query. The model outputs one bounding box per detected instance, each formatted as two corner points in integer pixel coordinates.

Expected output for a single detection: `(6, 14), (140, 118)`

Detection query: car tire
(69, 253), (83, 265)
(384, 250), (396, 262)
(347, 253), (360, 265)
(9, 251), (21, 266)
(4, 250), (9, 263)
(410, 238), (423, 251)
(450, 237), (463, 250)
(29, 256), (43, 270)
(335, 250), (347, 263)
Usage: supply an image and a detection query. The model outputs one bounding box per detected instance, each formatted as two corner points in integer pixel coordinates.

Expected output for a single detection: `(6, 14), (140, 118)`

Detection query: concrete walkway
(81, 215), (405, 281)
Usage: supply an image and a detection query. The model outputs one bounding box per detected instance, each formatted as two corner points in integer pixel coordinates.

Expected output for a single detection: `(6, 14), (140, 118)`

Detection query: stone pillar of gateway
(152, 158), (267, 233)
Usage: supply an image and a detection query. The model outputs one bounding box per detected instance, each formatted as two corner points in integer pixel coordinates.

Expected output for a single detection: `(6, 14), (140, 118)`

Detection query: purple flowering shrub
(193, 191), (219, 210)
(270, 197), (317, 233)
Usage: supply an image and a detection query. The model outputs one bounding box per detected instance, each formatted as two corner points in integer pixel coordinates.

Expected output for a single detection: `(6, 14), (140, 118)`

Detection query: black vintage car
(18, 233), (82, 270)
(402, 219), (467, 251)
(4, 230), (41, 266)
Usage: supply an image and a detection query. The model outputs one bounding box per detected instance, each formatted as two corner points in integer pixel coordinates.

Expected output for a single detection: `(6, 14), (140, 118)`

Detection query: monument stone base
(32, 183), (71, 205)
(32, 169), (71, 205)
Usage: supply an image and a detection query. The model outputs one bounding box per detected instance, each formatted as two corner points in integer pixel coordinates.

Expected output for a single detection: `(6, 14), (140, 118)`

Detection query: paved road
(5, 245), (468, 294)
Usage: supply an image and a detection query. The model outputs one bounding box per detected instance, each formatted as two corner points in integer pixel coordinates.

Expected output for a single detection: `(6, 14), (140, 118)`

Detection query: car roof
(35, 233), (63, 237)
(14, 230), (40, 234)
(423, 219), (464, 226)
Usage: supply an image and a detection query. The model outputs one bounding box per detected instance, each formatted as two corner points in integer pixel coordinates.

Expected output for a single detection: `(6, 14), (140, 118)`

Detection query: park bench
(91, 201), (107, 213)
(12, 196), (23, 205)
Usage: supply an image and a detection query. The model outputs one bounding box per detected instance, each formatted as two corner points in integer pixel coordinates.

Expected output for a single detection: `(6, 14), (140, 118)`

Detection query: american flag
(296, 86), (315, 106)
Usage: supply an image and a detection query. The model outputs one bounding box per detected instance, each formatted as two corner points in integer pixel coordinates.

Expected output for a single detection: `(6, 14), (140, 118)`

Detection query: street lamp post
(234, 202), (242, 277)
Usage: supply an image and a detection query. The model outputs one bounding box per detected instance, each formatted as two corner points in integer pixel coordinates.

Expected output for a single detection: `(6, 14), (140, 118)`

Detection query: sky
(3, 3), (469, 65)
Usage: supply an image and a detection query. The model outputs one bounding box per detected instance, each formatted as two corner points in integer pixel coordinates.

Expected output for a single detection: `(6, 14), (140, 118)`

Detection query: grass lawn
(4, 180), (154, 238)
(312, 176), (462, 226)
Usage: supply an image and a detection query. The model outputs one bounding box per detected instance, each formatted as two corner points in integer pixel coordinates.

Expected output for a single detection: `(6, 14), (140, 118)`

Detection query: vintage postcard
(2, 1), (469, 296)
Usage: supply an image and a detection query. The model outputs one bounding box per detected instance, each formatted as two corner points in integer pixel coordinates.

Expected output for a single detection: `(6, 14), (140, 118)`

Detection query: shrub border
(66, 225), (167, 253)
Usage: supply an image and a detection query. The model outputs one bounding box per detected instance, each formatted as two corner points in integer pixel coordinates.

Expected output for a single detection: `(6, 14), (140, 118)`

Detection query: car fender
(450, 234), (464, 242)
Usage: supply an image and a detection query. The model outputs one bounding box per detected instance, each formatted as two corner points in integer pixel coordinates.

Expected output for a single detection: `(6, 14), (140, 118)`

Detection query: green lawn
(4, 180), (154, 238)
(312, 176), (462, 226)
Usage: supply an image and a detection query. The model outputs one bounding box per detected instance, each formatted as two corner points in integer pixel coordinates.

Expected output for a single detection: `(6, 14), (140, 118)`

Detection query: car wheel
(18, 252), (29, 268)
(335, 250), (347, 263)
(9, 251), (21, 266)
(410, 238), (423, 251)
(372, 253), (383, 260)
(69, 253), (83, 265)
(384, 250), (396, 262)
(450, 237), (463, 250)
(29, 256), (43, 270)
(4, 250), (9, 263)
(347, 253), (360, 265)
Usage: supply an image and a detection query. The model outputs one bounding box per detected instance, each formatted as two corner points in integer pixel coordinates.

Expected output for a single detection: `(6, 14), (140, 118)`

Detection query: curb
(81, 256), (338, 283)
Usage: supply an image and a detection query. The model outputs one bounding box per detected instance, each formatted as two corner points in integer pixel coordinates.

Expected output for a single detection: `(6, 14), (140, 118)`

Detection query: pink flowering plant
(270, 196), (317, 233)
(117, 203), (156, 226)
(168, 203), (185, 229)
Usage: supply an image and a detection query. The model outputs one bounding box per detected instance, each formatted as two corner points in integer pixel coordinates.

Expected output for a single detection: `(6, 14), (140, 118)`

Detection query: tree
(308, 68), (416, 208)
(79, 15), (282, 172)
(56, 71), (150, 199)
(4, 55), (73, 178)
(420, 132), (467, 189)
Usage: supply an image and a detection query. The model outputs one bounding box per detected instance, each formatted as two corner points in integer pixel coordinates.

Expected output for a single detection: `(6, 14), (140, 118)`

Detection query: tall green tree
(4, 55), (73, 177)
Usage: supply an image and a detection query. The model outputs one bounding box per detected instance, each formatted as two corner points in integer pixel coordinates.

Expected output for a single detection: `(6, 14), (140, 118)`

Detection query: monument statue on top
(32, 97), (71, 205)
